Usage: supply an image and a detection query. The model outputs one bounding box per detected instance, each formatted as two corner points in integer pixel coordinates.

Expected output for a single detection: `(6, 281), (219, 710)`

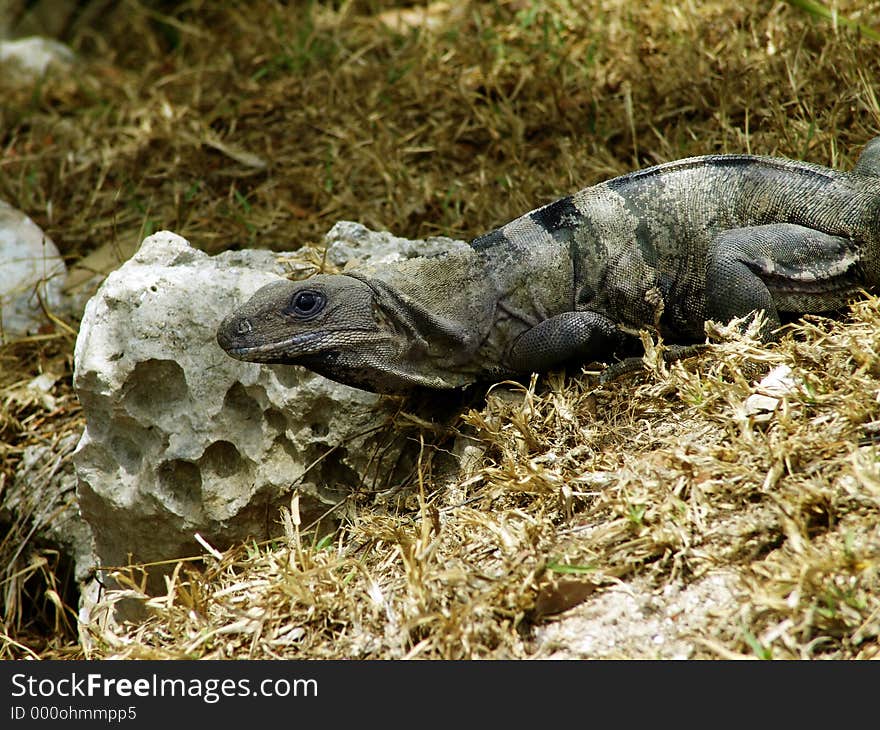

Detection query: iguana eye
(287, 290), (325, 318)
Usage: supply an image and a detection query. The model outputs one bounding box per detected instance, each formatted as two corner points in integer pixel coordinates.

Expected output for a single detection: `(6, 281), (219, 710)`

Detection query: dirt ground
(1, 0), (879, 659)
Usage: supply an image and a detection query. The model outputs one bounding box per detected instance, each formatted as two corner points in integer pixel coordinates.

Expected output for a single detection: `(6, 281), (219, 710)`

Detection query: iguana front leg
(706, 222), (860, 340)
(506, 310), (628, 374)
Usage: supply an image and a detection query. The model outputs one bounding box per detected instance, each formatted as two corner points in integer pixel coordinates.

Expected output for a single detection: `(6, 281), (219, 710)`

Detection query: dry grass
(78, 302), (880, 659)
(2, 0), (880, 659)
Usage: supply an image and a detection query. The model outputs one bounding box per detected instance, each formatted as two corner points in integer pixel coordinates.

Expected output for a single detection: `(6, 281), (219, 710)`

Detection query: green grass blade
(785, 0), (880, 41)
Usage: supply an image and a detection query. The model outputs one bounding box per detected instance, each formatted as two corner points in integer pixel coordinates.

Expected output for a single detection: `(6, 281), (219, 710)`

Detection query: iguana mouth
(225, 331), (325, 359)
(226, 329), (386, 361)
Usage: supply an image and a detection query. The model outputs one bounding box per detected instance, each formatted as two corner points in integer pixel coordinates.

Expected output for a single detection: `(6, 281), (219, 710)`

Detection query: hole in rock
(122, 359), (189, 422)
(199, 440), (245, 478)
(156, 459), (203, 511)
(108, 434), (144, 474)
(223, 382), (263, 424)
(265, 408), (287, 436)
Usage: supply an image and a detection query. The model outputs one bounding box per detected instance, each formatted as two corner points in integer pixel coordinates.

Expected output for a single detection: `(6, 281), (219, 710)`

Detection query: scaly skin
(217, 137), (880, 393)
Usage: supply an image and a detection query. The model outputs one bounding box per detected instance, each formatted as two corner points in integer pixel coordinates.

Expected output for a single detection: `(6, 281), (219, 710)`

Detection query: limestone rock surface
(72, 229), (429, 591)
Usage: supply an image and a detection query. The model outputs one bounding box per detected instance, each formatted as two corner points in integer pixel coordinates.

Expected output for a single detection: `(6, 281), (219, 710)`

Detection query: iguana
(217, 137), (880, 393)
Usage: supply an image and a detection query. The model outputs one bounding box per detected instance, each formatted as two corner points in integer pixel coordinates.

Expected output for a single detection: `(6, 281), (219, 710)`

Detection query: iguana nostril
(236, 319), (253, 335)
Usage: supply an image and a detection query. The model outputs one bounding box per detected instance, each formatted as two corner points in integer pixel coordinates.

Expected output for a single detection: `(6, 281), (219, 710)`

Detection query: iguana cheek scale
(217, 137), (880, 394)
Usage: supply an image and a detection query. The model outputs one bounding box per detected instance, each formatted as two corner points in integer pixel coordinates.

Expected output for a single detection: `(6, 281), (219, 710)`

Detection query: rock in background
(0, 35), (73, 80)
(0, 11), (74, 340)
(72, 226), (461, 595)
(0, 200), (68, 340)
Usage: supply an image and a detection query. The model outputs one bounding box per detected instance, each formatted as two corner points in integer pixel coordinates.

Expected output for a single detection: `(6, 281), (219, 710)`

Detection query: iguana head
(216, 274), (474, 393)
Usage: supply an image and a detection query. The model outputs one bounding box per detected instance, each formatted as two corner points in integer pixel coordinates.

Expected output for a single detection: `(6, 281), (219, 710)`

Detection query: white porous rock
(73, 231), (414, 593)
(0, 199), (67, 339)
(324, 220), (469, 268)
